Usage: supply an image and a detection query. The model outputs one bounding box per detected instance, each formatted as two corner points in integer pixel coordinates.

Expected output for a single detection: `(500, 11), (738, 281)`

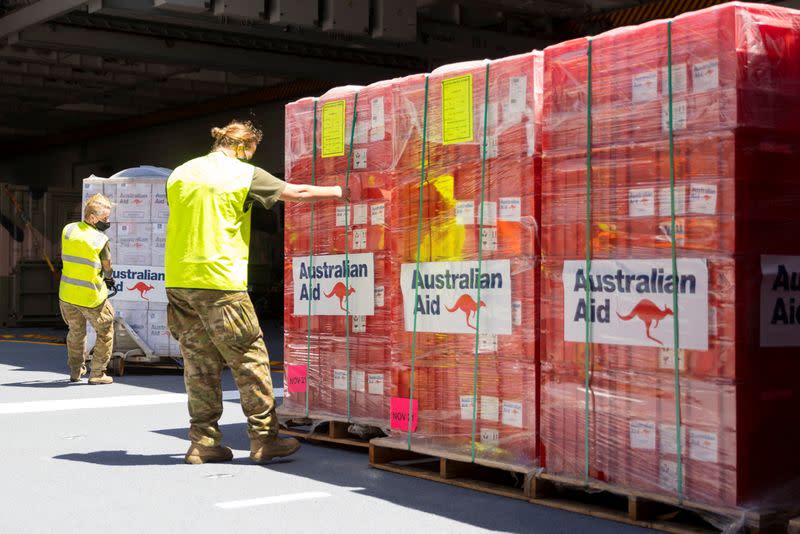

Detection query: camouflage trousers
(59, 299), (115, 373)
(166, 288), (277, 447)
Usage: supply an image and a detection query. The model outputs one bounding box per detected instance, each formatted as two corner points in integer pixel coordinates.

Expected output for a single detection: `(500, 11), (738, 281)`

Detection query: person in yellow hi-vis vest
(166, 120), (346, 465)
(59, 193), (116, 385)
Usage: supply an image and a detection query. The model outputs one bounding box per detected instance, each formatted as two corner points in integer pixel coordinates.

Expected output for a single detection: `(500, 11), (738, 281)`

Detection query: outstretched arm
(280, 183), (344, 203)
(247, 167), (346, 210)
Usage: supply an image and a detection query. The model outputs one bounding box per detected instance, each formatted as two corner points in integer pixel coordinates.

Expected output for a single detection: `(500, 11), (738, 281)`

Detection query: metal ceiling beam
(10, 23), (415, 84)
(0, 0), (88, 40)
(0, 78), (333, 156)
(85, 0), (548, 62)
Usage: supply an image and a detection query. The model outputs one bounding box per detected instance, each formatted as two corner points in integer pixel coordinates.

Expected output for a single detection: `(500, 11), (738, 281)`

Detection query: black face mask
(94, 220), (111, 232)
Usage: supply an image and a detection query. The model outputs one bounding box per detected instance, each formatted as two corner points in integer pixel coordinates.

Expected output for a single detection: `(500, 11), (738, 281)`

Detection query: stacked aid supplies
(540, 3), (800, 507)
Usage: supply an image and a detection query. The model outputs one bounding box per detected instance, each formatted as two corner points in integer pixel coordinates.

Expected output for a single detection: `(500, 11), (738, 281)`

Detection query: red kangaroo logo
(324, 282), (356, 311)
(446, 295), (486, 330)
(128, 282), (155, 301)
(616, 299), (673, 345)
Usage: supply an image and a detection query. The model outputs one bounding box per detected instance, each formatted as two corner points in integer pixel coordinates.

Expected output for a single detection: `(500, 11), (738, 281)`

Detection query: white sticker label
(632, 71), (658, 102)
(370, 96), (385, 130)
(508, 76), (527, 114)
(689, 430), (718, 463)
(693, 59), (719, 93)
(478, 333), (498, 353)
(460, 395), (475, 420)
(760, 255), (800, 346)
(375, 286), (385, 307)
(661, 64), (688, 95)
(662, 100), (687, 131)
(353, 148), (367, 169)
(355, 120), (370, 145)
(333, 369), (348, 391)
(352, 228), (367, 250)
(400, 260), (512, 335)
(629, 188), (655, 217)
(485, 135), (498, 159)
(350, 370), (366, 392)
(688, 184), (717, 215)
(480, 428), (500, 447)
(562, 259), (709, 350)
(480, 201), (498, 227)
(630, 420), (657, 450)
(499, 197), (522, 222)
(368, 373), (384, 395)
(370, 204), (385, 226)
(512, 300), (522, 326)
(481, 228), (498, 251)
(659, 186), (687, 216)
(487, 102), (499, 129)
(336, 206), (351, 227)
(502, 400), (523, 428)
(659, 424), (687, 456)
(481, 396), (499, 422)
(455, 201), (475, 225)
(292, 253), (375, 316)
(352, 315), (366, 333)
(370, 124), (386, 143)
(353, 204), (368, 225)
(658, 349), (686, 371)
(659, 460), (682, 492)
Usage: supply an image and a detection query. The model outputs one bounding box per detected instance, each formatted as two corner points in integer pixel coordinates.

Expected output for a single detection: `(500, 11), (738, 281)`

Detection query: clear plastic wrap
(541, 2), (800, 511)
(283, 52), (543, 470)
(544, 3), (800, 154)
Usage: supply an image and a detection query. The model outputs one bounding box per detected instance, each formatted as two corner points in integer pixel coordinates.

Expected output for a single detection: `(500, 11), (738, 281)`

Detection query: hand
(104, 278), (115, 290)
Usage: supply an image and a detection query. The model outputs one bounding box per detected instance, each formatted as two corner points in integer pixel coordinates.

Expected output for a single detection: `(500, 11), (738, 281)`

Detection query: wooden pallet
(279, 418), (381, 450)
(369, 437), (533, 501)
(530, 473), (793, 534)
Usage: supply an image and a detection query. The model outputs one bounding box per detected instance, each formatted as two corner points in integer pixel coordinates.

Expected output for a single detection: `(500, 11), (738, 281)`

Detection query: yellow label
(322, 99), (346, 158)
(441, 74), (474, 145)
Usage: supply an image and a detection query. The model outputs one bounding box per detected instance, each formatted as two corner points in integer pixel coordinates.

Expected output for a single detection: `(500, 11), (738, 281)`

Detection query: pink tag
(390, 397), (418, 431)
(286, 365), (307, 393)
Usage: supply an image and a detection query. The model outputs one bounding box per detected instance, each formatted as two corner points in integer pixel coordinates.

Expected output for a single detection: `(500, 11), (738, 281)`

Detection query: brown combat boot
(249, 435), (301, 464)
(185, 443), (234, 465)
(88, 371), (113, 385)
(69, 365), (87, 382)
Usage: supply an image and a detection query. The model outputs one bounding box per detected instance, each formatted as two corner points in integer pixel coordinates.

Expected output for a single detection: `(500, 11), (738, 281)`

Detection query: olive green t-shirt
(246, 167), (287, 211)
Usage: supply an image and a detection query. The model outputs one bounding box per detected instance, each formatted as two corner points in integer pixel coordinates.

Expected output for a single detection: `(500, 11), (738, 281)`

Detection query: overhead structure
(0, 0), (788, 149)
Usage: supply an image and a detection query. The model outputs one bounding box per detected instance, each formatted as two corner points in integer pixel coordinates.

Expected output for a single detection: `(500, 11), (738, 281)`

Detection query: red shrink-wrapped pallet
(283, 85), (401, 426)
(381, 52), (543, 470)
(541, 2), (800, 510)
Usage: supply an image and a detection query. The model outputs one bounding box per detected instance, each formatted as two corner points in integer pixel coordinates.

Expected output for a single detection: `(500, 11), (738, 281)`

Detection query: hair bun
(211, 127), (225, 140)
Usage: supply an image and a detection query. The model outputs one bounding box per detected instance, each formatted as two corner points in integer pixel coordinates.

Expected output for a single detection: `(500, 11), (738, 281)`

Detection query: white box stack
(81, 166), (176, 359)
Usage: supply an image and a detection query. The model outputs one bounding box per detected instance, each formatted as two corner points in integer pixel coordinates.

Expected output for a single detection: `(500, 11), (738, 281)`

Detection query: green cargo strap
(305, 98), (319, 417)
(667, 20), (684, 503)
(344, 92), (359, 422)
(471, 61), (491, 463)
(408, 75), (430, 450)
(583, 36), (593, 485)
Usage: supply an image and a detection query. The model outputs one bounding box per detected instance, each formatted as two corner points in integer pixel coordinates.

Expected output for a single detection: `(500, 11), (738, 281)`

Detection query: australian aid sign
(110, 264), (167, 303)
(400, 260), (512, 335)
(760, 255), (800, 346)
(562, 259), (708, 350)
(292, 253), (375, 316)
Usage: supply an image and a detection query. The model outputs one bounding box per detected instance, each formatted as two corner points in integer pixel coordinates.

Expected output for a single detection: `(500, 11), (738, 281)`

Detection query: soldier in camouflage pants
(60, 299), (115, 378)
(166, 289), (277, 447)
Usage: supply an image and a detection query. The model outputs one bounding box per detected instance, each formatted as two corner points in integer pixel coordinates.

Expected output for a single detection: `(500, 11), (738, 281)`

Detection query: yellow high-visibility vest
(165, 152), (253, 290)
(59, 221), (109, 308)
